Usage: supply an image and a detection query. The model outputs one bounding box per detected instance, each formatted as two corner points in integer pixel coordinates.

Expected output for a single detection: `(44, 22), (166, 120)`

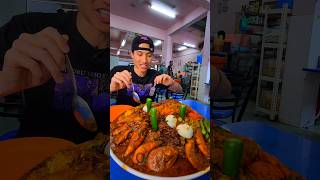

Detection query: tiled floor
(216, 99), (320, 142)
(238, 100), (320, 142)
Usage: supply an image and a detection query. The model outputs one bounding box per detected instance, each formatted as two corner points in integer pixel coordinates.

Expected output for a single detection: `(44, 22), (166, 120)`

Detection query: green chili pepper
(200, 120), (206, 135)
(180, 105), (187, 119)
(223, 138), (243, 177)
(146, 98), (152, 112)
(205, 133), (209, 140)
(150, 108), (158, 131)
(203, 120), (210, 133)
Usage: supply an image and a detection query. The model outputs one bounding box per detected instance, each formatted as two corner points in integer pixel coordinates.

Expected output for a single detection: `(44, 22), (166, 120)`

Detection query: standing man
(110, 35), (182, 106)
(167, 60), (173, 77)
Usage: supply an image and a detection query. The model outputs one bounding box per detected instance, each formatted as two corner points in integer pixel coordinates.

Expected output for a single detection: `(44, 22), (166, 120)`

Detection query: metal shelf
(248, 23), (264, 27)
(261, 8), (292, 15)
(189, 64), (201, 99)
(263, 42), (286, 48)
(263, 43), (278, 48)
(256, 4), (290, 120)
(260, 76), (281, 83)
(256, 106), (273, 114)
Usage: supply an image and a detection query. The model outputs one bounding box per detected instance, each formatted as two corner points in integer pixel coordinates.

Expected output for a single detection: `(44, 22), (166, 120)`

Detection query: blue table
(222, 121), (320, 180)
(179, 99), (210, 120)
(110, 100), (210, 180)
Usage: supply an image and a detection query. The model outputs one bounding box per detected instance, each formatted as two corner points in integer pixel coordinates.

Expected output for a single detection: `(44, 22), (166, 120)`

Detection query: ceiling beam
(166, 6), (208, 35)
(190, 0), (210, 10)
(111, 13), (166, 40)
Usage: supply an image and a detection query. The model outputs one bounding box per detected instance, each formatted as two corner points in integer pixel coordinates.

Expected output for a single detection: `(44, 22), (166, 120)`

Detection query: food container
(110, 150), (209, 180)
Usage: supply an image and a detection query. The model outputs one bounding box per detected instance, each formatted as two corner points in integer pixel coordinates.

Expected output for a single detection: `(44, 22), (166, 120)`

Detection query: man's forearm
(168, 81), (183, 93)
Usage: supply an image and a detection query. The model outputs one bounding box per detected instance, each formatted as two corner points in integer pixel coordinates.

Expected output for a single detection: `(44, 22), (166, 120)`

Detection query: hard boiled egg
(166, 115), (177, 128)
(143, 105), (148, 112)
(176, 124), (193, 139)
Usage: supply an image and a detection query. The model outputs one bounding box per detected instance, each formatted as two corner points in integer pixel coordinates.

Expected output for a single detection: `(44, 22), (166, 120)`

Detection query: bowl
(110, 149), (210, 180)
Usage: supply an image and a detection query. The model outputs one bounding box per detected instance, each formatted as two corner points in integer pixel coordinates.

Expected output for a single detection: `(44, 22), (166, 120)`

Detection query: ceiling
(110, 20), (205, 57)
(110, 0), (208, 63)
(191, 17), (207, 32)
(110, 0), (202, 30)
(110, 28), (162, 50)
(110, 27), (163, 62)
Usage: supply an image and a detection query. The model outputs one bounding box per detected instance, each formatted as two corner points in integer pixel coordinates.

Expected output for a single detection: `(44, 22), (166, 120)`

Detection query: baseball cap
(131, 35), (154, 53)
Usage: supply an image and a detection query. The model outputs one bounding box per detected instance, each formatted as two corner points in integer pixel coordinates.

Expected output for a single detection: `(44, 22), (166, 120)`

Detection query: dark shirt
(0, 11), (109, 143)
(110, 65), (167, 106)
(167, 64), (173, 77)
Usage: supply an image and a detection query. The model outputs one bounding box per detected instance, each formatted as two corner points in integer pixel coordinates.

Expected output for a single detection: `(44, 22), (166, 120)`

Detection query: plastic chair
(154, 89), (167, 102)
(0, 129), (19, 141)
(166, 90), (187, 101)
(0, 92), (25, 119)
(212, 75), (256, 123)
(212, 97), (240, 123)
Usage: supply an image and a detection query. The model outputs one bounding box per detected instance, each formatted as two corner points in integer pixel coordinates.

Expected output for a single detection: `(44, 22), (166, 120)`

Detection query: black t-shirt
(0, 12), (109, 143)
(110, 65), (167, 106)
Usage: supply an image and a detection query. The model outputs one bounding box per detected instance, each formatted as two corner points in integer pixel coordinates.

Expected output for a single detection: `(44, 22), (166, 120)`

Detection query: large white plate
(110, 149), (210, 180)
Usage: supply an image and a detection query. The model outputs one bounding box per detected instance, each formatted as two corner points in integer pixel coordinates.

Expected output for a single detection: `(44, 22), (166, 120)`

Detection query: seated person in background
(212, 65), (231, 97)
(110, 35), (183, 106)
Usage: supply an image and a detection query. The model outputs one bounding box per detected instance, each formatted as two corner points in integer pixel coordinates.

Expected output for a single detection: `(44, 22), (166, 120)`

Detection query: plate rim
(110, 148), (210, 180)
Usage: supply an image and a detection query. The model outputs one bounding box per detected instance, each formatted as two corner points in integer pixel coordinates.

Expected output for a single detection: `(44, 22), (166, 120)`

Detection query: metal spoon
(105, 142), (110, 157)
(65, 55), (98, 132)
(149, 83), (156, 96)
(132, 83), (141, 103)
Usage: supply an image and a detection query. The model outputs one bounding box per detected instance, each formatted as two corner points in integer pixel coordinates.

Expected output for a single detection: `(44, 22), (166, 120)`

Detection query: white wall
(279, 0), (318, 128)
(279, 15), (314, 127)
(172, 48), (200, 72)
(211, 0), (250, 34)
(197, 10), (210, 104)
(307, 0), (320, 68)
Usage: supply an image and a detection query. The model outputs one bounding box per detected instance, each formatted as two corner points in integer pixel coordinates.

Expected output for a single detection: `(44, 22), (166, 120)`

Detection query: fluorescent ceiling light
(154, 40), (162, 46)
(121, 39), (126, 47)
(183, 43), (196, 48)
(117, 49), (120, 55)
(178, 46), (187, 51)
(150, 1), (176, 19)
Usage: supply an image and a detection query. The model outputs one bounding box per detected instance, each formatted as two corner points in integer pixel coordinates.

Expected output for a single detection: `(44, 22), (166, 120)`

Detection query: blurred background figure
(167, 60), (173, 77)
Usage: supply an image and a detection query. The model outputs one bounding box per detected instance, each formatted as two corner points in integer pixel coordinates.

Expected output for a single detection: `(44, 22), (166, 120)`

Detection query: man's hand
(1, 27), (69, 96)
(110, 70), (132, 92)
(154, 74), (183, 93)
(154, 74), (174, 86)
